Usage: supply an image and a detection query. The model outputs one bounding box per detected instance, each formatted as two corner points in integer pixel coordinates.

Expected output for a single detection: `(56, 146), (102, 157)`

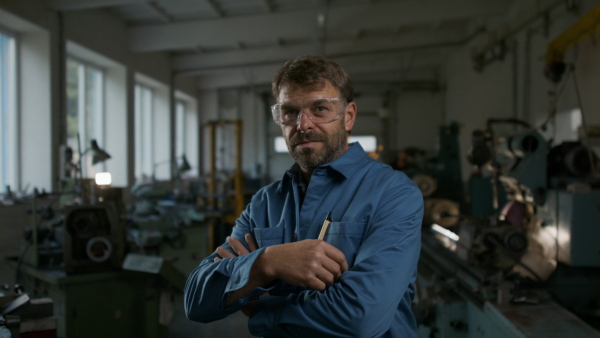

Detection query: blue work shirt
(184, 142), (423, 337)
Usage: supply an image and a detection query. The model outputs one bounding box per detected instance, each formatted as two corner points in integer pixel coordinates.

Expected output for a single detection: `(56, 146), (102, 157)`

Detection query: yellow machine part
(546, 4), (600, 65)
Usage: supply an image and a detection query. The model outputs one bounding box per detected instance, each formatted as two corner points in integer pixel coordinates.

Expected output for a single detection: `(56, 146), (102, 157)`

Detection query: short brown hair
(272, 55), (354, 102)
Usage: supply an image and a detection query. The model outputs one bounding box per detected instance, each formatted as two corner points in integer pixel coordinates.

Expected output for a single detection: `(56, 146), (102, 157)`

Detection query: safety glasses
(271, 97), (346, 126)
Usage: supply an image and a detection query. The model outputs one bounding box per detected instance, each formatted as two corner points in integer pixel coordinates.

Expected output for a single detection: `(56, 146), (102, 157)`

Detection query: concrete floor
(169, 293), (255, 338)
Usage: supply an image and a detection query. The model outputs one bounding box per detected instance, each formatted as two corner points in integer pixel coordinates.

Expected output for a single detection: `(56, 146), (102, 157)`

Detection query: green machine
(8, 189), (191, 337)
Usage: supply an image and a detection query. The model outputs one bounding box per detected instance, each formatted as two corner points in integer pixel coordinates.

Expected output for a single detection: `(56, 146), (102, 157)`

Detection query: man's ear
(344, 101), (357, 132)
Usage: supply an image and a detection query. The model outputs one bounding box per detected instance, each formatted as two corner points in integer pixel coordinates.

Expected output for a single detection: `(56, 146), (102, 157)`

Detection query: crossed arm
(215, 234), (349, 308)
(185, 175), (423, 337)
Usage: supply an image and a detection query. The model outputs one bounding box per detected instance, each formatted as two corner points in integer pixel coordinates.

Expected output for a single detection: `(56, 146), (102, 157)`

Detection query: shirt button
(293, 234), (298, 241)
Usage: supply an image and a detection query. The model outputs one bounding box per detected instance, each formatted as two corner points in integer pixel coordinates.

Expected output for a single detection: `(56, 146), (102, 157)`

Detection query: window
(175, 100), (186, 158)
(0, 32), (17, 193)
(176, 93), (198, 177)
(538, 108), (582, 145)
(274, 135), (378, 153)
(134, 84), (154, 180)
(66, 58), (105, 178)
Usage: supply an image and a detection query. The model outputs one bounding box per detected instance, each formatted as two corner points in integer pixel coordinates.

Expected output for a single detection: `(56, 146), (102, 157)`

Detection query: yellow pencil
(318, 211), (333, 240)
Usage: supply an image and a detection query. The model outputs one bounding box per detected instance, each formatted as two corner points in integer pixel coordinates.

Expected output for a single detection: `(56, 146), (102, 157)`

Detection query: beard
(286, 120), (348, 169)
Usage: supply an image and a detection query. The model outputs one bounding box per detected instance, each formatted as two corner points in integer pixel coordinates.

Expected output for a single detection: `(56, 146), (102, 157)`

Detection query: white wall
(393, 91), (445, 156)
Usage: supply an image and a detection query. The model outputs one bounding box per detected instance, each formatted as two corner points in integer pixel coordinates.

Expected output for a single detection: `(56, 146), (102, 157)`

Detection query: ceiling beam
(128, 0), (509, 52)
(50, 0), (148, 11)
(205, 0), (224, 17)
(189, 50), (446, 90)
(172, 24), (468, 72)
(258, 0), (272, 13)
(145, 2), (171, 23)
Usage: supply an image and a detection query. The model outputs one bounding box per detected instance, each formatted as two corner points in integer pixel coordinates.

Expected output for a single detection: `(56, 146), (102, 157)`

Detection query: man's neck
(300, 167), (313, 184)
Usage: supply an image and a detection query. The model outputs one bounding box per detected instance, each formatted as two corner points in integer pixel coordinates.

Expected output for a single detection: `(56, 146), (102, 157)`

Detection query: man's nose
(296, 111), (314, 131)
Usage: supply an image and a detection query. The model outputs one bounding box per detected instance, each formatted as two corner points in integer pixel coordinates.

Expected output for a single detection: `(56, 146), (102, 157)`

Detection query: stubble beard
(287, 121), (348, 169)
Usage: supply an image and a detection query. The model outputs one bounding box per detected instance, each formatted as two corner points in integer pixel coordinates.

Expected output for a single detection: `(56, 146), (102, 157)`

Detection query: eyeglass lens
(275, 98), (342, 125)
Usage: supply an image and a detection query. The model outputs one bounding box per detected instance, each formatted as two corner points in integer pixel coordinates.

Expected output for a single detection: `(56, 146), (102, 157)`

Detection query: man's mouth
(291, 132), (324, 149)
(295, 140), (319, 148)
(293, 137), (322, 148)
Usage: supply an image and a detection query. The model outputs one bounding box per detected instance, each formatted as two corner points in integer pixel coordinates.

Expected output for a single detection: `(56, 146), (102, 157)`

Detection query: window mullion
(77, 63), (87, 176)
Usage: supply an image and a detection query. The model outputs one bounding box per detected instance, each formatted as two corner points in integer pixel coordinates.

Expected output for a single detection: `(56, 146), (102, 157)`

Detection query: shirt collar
(282, 142), (367, 184)
(326, 142), (367, 178)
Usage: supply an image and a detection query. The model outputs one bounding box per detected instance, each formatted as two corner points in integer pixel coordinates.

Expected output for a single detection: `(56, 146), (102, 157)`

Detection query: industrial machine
(399, 122), (465, 229)
(62, 203), (125, 274)
(416, 120), (600, 337)
(7, 179), (188, 337)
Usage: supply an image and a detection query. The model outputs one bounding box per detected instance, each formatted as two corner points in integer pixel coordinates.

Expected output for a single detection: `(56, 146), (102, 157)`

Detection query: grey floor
(169, 293), (255, 338)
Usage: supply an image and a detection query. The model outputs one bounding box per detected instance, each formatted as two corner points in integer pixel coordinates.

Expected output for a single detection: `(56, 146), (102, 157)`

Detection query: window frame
(134, 83), (155, 180)
(175, 99), (186, 158)
(66, 56), (106, 179)
(0, 30), (18, 193)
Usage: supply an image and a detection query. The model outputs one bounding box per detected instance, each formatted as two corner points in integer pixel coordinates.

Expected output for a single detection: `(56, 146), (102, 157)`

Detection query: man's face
(278, 81), (356, 169)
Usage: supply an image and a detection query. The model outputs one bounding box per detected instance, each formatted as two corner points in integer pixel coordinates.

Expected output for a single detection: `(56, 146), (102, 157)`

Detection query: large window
(0, 32), (17, 193)
(134, 84), (154, 180)
(66, 58), (105, 178)
(175, 100), (186, 158)
(274, 135), (378, 153)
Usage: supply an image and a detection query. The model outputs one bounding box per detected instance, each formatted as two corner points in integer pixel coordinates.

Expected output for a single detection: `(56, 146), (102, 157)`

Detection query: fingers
(312, 266), (335, 290)
(213, 234), (258, 262)
(319, 253), (344, 281)
(245, 233), (258, 252)
(322, 243), (348, 273)
(228, 236), (250, 256)
(308, 276), (328, 291)
(214, 246), (235, 262)
(262, 240), (348, 290)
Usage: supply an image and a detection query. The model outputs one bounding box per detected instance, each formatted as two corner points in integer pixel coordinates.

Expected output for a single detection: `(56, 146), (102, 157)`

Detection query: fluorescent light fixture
(431, 223), (459, 242)
(95, 172), (112, 186)
(274, 135), (377, 153)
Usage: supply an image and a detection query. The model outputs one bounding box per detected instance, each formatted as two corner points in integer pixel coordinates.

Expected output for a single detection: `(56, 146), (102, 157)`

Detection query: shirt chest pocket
(253, 226), (285, 248)
(323, 222), (366, 267)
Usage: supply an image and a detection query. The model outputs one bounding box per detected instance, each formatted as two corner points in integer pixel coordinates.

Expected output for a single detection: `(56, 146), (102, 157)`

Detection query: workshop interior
(1, 0), (600, 337)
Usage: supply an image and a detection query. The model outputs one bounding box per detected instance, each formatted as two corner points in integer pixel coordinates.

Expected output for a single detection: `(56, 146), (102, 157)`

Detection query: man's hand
(216, 234), (348, 312)
(259, 240), (348, 291)
(214, 233), (258, 262)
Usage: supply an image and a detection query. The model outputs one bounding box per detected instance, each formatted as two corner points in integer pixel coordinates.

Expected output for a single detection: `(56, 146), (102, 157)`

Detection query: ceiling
(48, 0), (554, 89)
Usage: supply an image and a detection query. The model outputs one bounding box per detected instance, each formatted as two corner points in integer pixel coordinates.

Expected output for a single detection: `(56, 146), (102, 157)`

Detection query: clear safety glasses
(271, 97), (346, 126)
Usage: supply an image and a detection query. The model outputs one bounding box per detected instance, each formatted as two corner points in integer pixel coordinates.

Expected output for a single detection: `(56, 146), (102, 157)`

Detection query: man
(184, 55), (423, 337)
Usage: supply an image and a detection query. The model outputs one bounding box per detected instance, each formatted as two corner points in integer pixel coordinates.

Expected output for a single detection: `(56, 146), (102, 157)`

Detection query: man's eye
(312, 106), (330, 116)
(282, 110), (299, 118)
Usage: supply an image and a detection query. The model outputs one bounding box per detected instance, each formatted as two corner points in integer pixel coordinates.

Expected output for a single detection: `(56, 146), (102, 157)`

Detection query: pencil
(318, 211), (333, 240)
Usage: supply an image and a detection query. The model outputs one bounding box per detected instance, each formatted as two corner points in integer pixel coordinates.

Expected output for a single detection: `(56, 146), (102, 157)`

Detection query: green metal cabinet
(15, 266), (169, 338)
